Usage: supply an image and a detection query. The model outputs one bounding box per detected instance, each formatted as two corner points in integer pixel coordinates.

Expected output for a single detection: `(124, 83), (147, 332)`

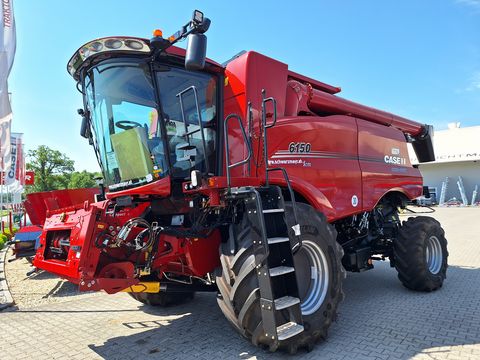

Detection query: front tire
(216, 202), (345, 353)
(394, 216), (448, 291)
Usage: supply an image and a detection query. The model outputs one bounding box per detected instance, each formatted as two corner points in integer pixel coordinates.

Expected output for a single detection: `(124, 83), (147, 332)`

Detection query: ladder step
(277, 322), (304, 341)
(274, 296), (300, 310)
(262, 208), (284, 214)
(269, 266), (295, 277)
(267, 237), (290, 245)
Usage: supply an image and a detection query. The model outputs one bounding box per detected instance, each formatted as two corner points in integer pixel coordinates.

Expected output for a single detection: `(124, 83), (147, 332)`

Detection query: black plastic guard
(412, 125), (435, 163)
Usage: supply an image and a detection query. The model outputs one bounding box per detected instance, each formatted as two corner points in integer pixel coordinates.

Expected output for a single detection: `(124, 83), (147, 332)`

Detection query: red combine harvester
(33, 10), (447, 353)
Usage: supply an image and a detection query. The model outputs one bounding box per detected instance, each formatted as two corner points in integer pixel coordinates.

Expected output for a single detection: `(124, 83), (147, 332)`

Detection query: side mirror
(80, 116), (90, 139)
(78, 108), (91, 139)
(185, 33), (207, 70)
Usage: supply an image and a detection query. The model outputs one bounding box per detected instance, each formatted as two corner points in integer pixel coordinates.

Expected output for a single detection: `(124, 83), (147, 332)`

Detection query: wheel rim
(425, 235), (443, 274)
(295, 240), (330, 316)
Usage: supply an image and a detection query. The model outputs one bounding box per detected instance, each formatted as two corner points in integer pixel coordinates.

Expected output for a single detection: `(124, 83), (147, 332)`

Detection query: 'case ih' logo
(384, 147), (406, 165)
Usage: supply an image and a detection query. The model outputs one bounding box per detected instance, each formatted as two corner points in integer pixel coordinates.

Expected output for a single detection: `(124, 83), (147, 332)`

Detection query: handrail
(224, 113), (253, 190)
(261, 89), (277, 186)
(247, 101), (253, 176)
(176, 85), (210, 175)
(267, 167), (302, 250)
(262, 98), (278, 129)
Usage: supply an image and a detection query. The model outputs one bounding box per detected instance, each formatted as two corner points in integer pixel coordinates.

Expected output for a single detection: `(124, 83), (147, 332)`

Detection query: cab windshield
(84, 58), (217, 188)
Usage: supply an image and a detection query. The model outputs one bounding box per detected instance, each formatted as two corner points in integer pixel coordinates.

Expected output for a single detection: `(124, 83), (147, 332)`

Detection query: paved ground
(1, 207), (480, 359)
(4, 248), (98, 309)
(0, 247), (14, 309)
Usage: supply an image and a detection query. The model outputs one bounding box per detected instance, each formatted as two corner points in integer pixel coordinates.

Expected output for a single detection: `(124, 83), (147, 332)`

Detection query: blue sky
(8, 0), (480, 172)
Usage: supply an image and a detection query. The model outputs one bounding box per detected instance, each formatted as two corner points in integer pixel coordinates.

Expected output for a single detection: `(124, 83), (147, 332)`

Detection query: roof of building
(409, 125), (480, 165)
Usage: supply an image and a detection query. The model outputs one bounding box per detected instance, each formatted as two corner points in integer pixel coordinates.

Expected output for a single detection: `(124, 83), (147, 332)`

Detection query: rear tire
(216, 202), (345, 352)
(394, 216), (448, 291)
(129, 291), (195, 307)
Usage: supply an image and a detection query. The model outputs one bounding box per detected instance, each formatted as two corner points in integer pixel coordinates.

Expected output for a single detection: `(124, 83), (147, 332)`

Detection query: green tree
(26, 145), (75, 192)
(67, 170), (100, 189)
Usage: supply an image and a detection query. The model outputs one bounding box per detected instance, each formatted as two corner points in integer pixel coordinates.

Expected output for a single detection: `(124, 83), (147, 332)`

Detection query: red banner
(16, 140), (25, 185)
(25, 171), (34, 185)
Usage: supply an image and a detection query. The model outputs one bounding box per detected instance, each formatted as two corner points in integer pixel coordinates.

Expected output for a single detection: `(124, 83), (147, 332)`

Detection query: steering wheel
(115, 120), (143, 130)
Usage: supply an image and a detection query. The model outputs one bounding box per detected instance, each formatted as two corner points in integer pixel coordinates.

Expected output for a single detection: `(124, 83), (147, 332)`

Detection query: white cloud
(466, 71), (480, 91)
(456, 0), (480, 8)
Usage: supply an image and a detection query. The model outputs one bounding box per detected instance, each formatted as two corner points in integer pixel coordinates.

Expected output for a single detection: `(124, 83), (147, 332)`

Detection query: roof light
(153, 29), (163, 37)
(89, 41), (103, 52)
(105, 39), (122, 49)
(67, 37), (151, 78)
(124, 39), (143, 50)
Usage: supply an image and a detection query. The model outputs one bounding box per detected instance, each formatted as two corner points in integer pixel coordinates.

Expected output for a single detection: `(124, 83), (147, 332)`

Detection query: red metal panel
(357, 118), (423, 210)
(24, 188), (100, 226)
(284, 80), (425, 136)
(105, 175), (171, 199)
(33, 203), (102, 282)
(184, 230), (221, 276)
(308, 89), (424, 136)
(225, 52), (290, 178)
(266, 115), (362, 221)
(224, 52), (248, 176)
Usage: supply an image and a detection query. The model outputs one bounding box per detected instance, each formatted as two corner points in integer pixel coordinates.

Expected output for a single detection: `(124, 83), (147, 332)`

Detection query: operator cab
(68, 11), (220, 194)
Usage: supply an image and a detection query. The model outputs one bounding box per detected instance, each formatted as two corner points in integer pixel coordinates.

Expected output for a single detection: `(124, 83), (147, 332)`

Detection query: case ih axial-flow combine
(32, 10), (448, 353)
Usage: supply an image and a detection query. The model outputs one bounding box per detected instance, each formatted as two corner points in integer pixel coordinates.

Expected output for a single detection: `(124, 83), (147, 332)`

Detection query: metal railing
(176, 85), (210, 175)
(224, 90), (301, 245)
(261, 89), (302, 245)
(224, 113), (253, 190)
(261, 89), (277, 186)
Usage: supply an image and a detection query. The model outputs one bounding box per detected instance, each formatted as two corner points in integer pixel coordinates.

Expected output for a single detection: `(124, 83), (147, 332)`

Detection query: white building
(409, 124), (480, 205)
